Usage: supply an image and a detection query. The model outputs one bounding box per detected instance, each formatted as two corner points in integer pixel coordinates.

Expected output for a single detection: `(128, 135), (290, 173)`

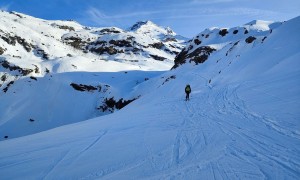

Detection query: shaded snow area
(0, 11), (299, 180)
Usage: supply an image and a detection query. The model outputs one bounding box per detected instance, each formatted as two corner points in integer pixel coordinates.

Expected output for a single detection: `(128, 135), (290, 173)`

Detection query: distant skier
(185, 84), (191, 101)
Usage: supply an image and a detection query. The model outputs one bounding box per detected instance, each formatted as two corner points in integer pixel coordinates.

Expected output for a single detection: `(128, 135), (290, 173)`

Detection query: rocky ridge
(173, 20), (282, 68)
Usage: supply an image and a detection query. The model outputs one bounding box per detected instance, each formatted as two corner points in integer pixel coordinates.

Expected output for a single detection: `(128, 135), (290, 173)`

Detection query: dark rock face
(10, 11), (23, 18)
(172, 50), (188, 69)
(70, 83), (98, 92)
(88, 37), (134, 55)
(0, 34), (32, 52)
(16, 36), (32, 52)
(57, 25), (75, 31)
(194, 39), (201, 45)
(109, 40), (132, 47)
(45, 68), (50, 73)
(88, 35), (166, 56)
(188, 46), (216, 64)
(233, 30), (239, 34)
(51, 23), (75, 31)
(164, 37), (177, 42)
(1, 60), (33, 76)
(0, 46), (5, 55)
(245, 36), (256, 43)
(149, 54), (166, 61)
(149, 42), (164, 49)
(98, 97), (137, 112)
(129, 21), (149, 31)
(173, 46), (216, 68)
(132, 47), (141, 53)
(90, 40), (107, 46)
(89, 46), (122, 55)
(30, 76), (37, 81)
(3, 81), (14, 93)
(219, 29), (228, 36)
(99, 28), (121, 34)
(1, 35), (17, 45)
(105, 46), (119, 55)
(34, 48), (49, 60)
(1, 74), (7, 81)
(63, 36), (86, 50)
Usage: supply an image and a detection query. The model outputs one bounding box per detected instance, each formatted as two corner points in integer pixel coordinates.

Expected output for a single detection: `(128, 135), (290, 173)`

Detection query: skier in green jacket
(185, 84), (191, 101)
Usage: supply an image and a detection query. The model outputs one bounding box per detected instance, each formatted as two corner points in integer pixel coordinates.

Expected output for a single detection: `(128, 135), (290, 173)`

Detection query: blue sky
(0, 0), (299, 37)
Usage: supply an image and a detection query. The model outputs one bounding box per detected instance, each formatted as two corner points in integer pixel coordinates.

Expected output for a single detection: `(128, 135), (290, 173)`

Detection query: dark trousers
(185, 92), (190, 100)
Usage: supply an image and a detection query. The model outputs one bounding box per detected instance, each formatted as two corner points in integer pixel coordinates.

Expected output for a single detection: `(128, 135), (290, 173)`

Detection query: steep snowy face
(173, 19), (282, 68)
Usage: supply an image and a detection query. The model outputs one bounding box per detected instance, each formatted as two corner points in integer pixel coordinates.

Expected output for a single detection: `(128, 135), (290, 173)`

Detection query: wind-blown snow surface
(0, 17), (300, 179)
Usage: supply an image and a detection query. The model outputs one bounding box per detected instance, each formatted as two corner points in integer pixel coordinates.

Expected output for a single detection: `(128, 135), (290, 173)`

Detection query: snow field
(0, 12), (299, 179)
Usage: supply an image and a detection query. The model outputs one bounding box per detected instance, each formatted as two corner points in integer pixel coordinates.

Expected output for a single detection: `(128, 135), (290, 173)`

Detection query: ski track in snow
(208, 85), (300, 179)
(75, 130), (107, 158)
(0, 83), (299, 179)
(42, 149), (71, 179)
(135, 83), (299, 179)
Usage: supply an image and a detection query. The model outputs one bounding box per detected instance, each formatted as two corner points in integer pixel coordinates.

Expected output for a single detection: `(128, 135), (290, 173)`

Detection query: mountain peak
(129, 20), (157, 31)
(128, 20), (176, 39)
(245, 20), (274, 26)
(244, 19), (277, 31)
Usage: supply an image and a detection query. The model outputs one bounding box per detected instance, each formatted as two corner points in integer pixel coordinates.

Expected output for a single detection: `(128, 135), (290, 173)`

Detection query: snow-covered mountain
(63, 20), (187, 65)
(0, 10), (187, 139)
(0, 11), (186, 69)
(0, 10), (299, 179)
(173, 19), (281, 68)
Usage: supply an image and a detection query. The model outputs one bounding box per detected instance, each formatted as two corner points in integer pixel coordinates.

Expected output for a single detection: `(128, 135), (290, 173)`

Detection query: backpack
(185, 85), (191, 93)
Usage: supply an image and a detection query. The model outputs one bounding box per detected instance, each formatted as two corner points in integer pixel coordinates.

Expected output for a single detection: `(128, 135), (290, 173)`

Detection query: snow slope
(0, 16), (299, 179)
(0, 10), (187, 139)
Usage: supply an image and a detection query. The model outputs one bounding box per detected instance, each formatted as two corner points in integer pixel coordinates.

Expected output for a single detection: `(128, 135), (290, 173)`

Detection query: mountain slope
(173, 19), (281, 68)
(0, 11), (186, 69)
(0, 10), (187, 139)
(0, 16), (299, 179)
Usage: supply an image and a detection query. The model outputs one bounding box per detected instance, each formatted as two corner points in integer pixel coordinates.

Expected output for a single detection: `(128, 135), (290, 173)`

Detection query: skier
(185, 84), (191, 101)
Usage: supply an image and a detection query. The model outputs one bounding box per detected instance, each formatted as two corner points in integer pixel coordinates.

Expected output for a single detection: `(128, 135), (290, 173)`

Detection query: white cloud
(141, 7), (279, 21)
(85, 7), (109, 25)
(83, 7), (165, 26)
(86, 7), (162, 20)
(81, 5), (280, 29)
(84, 2), (279, 24)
